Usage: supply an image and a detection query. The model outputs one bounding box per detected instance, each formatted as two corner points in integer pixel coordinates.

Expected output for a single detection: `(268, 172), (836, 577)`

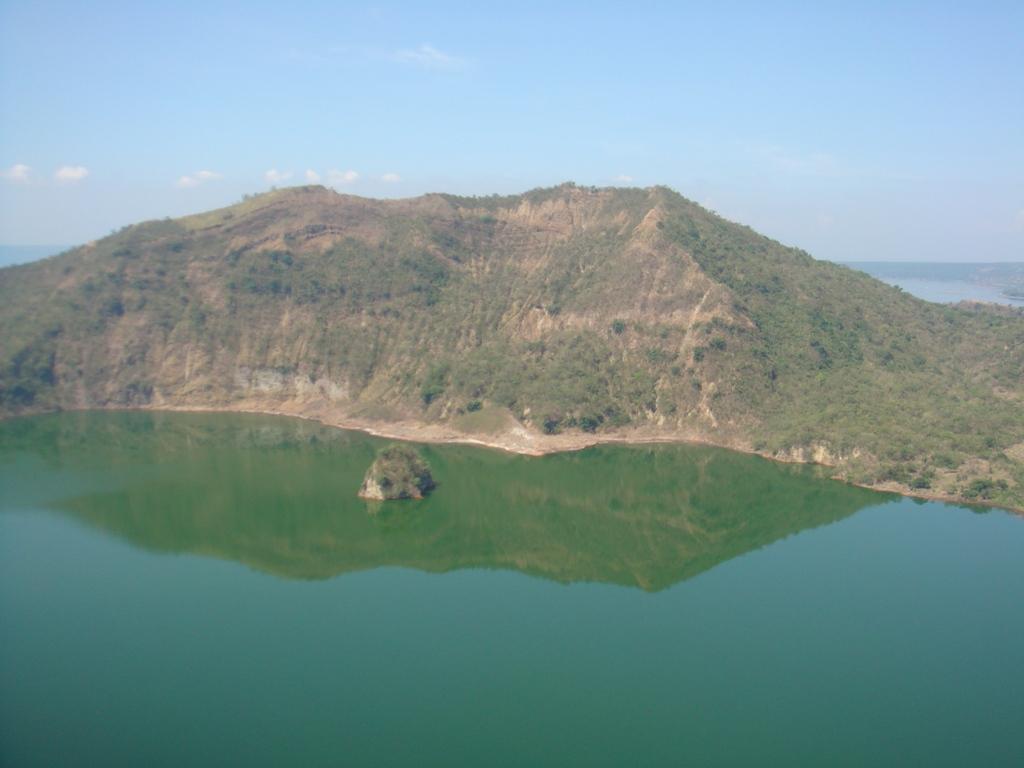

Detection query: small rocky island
(358, 444), (436, 501)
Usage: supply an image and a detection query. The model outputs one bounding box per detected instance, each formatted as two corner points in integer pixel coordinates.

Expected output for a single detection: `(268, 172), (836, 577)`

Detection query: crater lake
(1, 412), (1022, 766)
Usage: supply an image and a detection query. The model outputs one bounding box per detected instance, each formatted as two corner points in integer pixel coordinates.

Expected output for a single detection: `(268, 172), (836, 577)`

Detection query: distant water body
(2, 412), (1022, 766)
(846, 261), (1024, 307)
(872, 278), (1024, 306)
(0, 244), (70, 268)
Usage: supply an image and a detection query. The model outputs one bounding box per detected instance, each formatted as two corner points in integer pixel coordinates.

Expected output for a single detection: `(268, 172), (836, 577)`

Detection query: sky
(1, 0), (1022, 262)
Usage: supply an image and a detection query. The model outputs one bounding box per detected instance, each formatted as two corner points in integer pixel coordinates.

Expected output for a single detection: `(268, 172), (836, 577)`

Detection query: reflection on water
(0, 411), (889, 590)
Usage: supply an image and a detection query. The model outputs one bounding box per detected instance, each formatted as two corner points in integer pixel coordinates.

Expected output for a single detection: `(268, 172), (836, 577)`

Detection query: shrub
(421, 384), (443, 405)
(420, 363), (450, 405)
(646, 348), (669, 363)
(963, 478), (1008, 499)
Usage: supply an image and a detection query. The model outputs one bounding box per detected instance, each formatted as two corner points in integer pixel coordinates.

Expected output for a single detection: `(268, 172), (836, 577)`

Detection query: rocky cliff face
(1, 183), (1022, 509)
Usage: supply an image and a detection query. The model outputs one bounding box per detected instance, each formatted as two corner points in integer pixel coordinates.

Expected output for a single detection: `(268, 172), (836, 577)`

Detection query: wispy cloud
(264, 168), (292, 184)
(1014, 209), (1024, 231)
(1, 163), (31, 182)
(755, 145), (841, 177)
(54, 165), (89, 183)
(305, 169), (321, 183)
(176, 170), (222, 188)
(393, 44), (468, 71)
(381, 172), (400, 183)
(614, 174), (634, 184)
(327, 169), (359, 186)
(284, 43), (470, 73)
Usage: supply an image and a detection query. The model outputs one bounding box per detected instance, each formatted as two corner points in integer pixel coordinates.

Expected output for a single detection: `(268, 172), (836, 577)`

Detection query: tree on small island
(359, 444), (436, 501)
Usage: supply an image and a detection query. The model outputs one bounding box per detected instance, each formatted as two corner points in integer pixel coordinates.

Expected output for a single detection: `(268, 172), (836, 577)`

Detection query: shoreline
(7, 401), (1023, 516)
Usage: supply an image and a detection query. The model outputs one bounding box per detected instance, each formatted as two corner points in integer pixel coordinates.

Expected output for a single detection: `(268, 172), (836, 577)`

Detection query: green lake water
(1, 412), (1022, 766)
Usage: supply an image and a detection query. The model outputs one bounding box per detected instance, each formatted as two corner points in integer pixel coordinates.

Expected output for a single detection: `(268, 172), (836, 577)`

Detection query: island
(359, 444), (436, 501)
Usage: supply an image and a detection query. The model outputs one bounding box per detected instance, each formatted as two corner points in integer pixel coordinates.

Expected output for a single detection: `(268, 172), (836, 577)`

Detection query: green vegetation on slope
(0, 183), (1021, 509)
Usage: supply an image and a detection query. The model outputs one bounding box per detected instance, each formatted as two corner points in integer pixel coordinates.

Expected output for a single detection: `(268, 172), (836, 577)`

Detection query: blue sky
(1, 0), (1022, 261)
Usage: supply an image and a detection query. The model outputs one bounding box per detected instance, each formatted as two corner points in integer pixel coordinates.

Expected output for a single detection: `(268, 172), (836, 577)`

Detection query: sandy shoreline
(108, 399), (759, 457)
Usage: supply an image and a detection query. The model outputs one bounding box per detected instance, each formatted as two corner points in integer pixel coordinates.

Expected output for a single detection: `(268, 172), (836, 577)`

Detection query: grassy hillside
(1, 183), (1022, 509)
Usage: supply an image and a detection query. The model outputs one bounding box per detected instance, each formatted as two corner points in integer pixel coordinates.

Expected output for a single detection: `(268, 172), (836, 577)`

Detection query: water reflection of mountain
(1, 412), (891, 590)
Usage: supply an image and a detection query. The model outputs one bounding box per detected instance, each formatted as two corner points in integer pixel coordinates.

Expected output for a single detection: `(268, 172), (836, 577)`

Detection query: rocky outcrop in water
(359, 444), (436, 501)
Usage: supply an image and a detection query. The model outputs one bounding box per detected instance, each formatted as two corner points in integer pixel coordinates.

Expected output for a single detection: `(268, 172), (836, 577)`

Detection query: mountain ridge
(2, 183), (1022, 510)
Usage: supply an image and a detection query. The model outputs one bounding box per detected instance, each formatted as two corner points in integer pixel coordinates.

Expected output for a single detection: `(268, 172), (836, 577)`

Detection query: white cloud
(1, 163), (31, 182)
(394, 44), (467, 71)
(614, 174), (633, 184)
(327, 169), (359, 186)
(264, 168), (293, 184)
(305, 169), (321, 183)
(54, 165), (89, 183)
(176, 169), (222, 188)
(381, 172), (401, 183)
